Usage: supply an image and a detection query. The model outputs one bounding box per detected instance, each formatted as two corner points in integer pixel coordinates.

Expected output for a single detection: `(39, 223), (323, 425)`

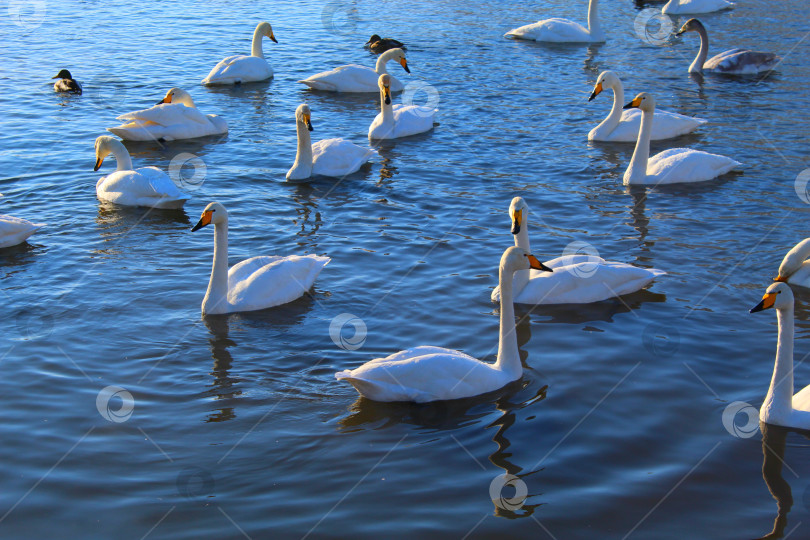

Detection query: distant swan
(52, 69), (81, 94)
(299, 48), (410, 93)
(774, 239), (810, 287)
(191, 201), (329, 315)
(368, 74), (436, 139)
(505, 0), (605, 43)
(202, 22), (277, 85)
(676, 19), (779, 75)
(663, 0), (734, 14)
(335, 246), (551, 403)
(0, 195), (45, 248)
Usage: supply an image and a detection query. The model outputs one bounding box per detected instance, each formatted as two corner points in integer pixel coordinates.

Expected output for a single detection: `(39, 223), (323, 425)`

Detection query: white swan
(676, 19), (779, 75)
(505, 0), (604, 43)
(368, 74), (436, 139)
(299, 48), (410, 93)
(202, 22), (277, 85)
(663, 0), (733, 14)
(335, 246), (551, 403)
(191, 202), (329, 315)
(588, 71), (706, 142)
(107, 88), (228, 142)
(491, 197), (665, 304)
(0, 195), (45, 248)
(774, 239), (810, 287)
(287, 104), (377, 181)
(750, 282), (810, 429)
(623, 92), (740, 185)
(93, 136), (190, 209)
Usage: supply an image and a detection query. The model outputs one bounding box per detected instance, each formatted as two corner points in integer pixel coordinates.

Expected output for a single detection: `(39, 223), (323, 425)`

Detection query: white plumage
(299, 48), (410, 93)
(202, 22), (277, 85)
(369, 74), (435, 139)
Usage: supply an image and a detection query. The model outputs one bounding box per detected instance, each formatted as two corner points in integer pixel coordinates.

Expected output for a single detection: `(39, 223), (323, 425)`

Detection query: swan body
(775, 239), (810, 287)
(365, 34), (406, 54)
(191, 202), (329, 315)
(335, 246), (551, 402)
(107, 88), (228, 142)
(663, 0), (734, 14)
(93, 136), (189, 209)
(52, 69), (81, 94)
(750, 282), (810, 429)
(368, 74), (436, 139)
(202, 22), (277, 85)
(505, 0), (604, 43)
(0, 196), (44, 248)
(491, 197), (665, 304)
(622, 92), (740, 185)
(299, 48), (410, 92)
(588, 71), (705, 142)
(676, 19), (779, 75)
(287, 104), (376, 180)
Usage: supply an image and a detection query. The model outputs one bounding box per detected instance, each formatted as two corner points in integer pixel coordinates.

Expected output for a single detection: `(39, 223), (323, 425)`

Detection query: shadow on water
(0, 241), (45, 270)
(517, 289), (667, 325)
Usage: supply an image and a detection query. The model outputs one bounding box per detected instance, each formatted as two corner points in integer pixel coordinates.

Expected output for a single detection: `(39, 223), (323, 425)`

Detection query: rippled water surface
(2, 0), (810, 538)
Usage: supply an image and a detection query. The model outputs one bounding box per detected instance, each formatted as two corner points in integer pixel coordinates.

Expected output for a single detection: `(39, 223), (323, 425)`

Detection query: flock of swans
(2, 4), (808, 430)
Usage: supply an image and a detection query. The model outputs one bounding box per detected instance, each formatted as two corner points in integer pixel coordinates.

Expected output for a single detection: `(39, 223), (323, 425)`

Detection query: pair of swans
(335, 246), (551, 402)
(368, 74), (436, 139)
(491, 197), (665, 304)
(662, 0), (734, 14)
(108, 88), (227, 142)
(677, 19), (779, 75)
(299, 48), (410, 93)
(0, 195), (44, 249)
(191, 202), (329, 315)
(93, 136), (190, 209)
(505, 0), (604, 43)
(52, 69), (81, 94)
(202, 22), (277, 85)
(588, 71), (706, 142)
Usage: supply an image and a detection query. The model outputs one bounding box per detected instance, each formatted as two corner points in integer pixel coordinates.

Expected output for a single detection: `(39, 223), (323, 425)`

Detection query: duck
(107, 88), (228, 142)
(368, 74), (436, 139)
(676, 19), (779, 75)
(335, 246), (551, 403)
(588, 71), (706, 142)
(491, 197), (665, 304)
(0, 195), (45, 249)
(774, 239), (810, 287)
(202, 22), (277, 85)
(505, 0), (604, 43)
(365, 34), (406, 54)
(622, 92), (740, 185)
(93, 136), (190, 209)
(287, 104), (376, 181)
(191, 202), (330, 315)
(663, 0), (734, 14)
(750, 282), (810, 429)
(52, 69), (82, 94)
(299, 48), (410, 93)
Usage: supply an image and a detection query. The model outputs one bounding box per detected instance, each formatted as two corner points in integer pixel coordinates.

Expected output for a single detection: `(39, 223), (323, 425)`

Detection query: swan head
(508, 197), (528, 235)
(158, 87), (196, 108)
(750, 282), (793, 313)
(53, 69), (73, 80)
(94, 135), (122, 171)
(588, 71), (619, 102)
(502, 246), (552, 274)
(257, 21), (278, 43)
(378, 74), (392, 104)
(675, 18), (704, 37)
(191, 202), (228, 232)
(623, 92), (654, 113)
(296, 104), (313, 131)
(383, 48), (410, 74)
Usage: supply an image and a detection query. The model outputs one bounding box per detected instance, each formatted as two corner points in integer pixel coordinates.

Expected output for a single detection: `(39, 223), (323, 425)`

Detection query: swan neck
(512, 227), (531, 294)
(110, 140), (133, 171)
(495, 265), (521, 375)
(375, 52), (391, 75)
(380, 89), (394, 124)
(251, 26), (265, 58)
(203, 221), (230, 315)
(294, 120), (314, 171)
(587, 0), (602, 38)
(606, 81), (624, 129)
(691, 26), (709, 73)
(763, 307), (795, 420)
(627, 107), (653, 181)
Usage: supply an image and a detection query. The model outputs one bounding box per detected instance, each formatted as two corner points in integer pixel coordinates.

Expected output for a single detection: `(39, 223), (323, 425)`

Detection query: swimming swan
(202, 22), (277, 85)
(505, 0), (604, 43)
(0, 195), (45, 248)
(368, 74), (436, 139)
(191, 202), (329, 315)
(663, 0), (734, 15)
(299, 48), (410, 93)
(287, 104), (376, 180)
(52, 69), (81, 94)
(491, 197), (665, 304)
(107, 88), (228, 142)
(588, 71), (706, 142)
(676, 19), (779, 75)
(93, 136), (190, 209)
(335, 246), (551, 403)
(623, 92), (740, 185)
(750, 282), (810, 429)
(774, 239), (810, 287)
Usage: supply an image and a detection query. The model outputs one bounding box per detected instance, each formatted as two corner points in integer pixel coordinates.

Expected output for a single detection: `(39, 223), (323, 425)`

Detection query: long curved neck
(203, 221), (230, 315)
(293, 120), (314, 172)
(251, 27), (265, 58)
(495, 266), (521, 376)
(600, 81), (624, 132)
(627, 107), (653, 182)
(375, 52), (392, 75)
(690, 26), (709, 73)
(512, 224), (531, 294)
(762, 307), (795, 422)
(587, 0), (603, 39)
(380, 89), (394, 124)
(109, 141), (133, 171)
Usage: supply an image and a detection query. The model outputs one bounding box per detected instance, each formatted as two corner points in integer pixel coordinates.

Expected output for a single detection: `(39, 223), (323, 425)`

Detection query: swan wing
(597, 109), (706, 142)
(202, 55), (273, 85)
(645, 148), (740, 184)
(97, 167), (189, 208)
(312, 138), (376, 177)
(506, 18), (592, 42)
(391, 105), (436, 137)
(299, 64), (381, 92)
(706, 49), (779, 74)
(663, 0), (734, 14)
(227, 254), (330, 311)
(0, 214), (45, 248)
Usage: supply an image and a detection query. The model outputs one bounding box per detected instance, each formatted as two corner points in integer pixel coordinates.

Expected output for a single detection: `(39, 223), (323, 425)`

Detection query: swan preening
(299, 48), (410, 92)
(202, 22), (277, 85)
(750, 282), (810, 429)
(107, 88), (228, 142)
(287, 104), (376, 180)
(775, 239), (810, 287)
(93, 136), (190, 209)
(491, 197), (665, 304)
(52, 69), (81, 94)
(663, 0), (734, 14)
(622, 92), (740, 185)
(676, 19), (779, 75)
(335, 246), (550, 402)
(505, 0), (604, 43)
(191, 202), (329, 315)
(368, 74), (436, 139)
(0, 195), (45, 248)
(588, 71), (706, 142)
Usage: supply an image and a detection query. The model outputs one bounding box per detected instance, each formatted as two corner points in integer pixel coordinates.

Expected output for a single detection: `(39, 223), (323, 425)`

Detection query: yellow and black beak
(399, 57), (411, 74)
(157, 93), (172, 106)
(383, 85), (391, 105)
(303, 112), (313, 132)
(623, 96), (643, 110)
(270, 33), (278, 43)
(675, 24), (688, 37)
(588, 82), (603, 102)
(773, 276), (788, 283)
(94, 156), (103, 171)
(750, 292), (777, 313)
(527, 254), (553, 272)
(191, 210), (213, 232)
(511, 209), (522, 235)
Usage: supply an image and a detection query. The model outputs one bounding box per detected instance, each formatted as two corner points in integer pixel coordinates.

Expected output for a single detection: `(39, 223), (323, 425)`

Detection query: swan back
(777, 239), (810, 281)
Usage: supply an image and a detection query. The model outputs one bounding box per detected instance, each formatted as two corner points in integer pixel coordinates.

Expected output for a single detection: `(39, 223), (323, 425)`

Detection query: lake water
(2, 0), (810, 538)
